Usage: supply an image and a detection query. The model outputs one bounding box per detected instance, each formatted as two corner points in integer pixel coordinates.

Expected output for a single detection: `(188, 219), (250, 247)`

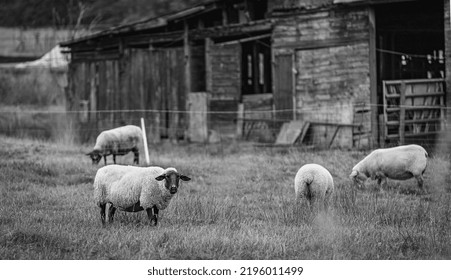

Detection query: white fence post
(140, 117), (150, 165)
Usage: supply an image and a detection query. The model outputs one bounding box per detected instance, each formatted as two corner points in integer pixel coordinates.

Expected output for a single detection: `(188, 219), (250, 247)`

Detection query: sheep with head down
(86, 125), (143, 165)
(93, 165), (191, 226)
(349, 144), (428, 192)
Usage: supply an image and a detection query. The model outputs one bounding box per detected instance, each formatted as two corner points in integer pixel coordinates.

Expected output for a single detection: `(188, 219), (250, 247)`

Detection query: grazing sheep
(349, 144), (428, 191)
(294, 164), (334, 211)
(93, 165), (191, 226)
(86, 125), (143, 165)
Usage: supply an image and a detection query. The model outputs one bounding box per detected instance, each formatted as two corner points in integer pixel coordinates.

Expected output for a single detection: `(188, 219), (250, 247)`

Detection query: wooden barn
(61, 0), (449, 147)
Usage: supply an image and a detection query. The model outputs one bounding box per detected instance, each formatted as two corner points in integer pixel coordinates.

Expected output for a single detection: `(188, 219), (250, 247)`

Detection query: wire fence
(0, 105), (450, 148)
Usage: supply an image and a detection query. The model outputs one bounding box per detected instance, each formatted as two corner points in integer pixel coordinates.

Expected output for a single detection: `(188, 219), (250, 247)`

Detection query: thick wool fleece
(294, 163), (334, 205)
(351, 144), (428, 181)
(93, 125), (142, 154)
(94, 166), (176, 210)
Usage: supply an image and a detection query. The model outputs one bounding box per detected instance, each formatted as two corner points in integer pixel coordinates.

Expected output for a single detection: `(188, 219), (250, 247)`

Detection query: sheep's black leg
(377, 177), (382, 185)
(99, 203), (106, 225)
(108, 204), (117, 223)
(132, 148), (139, 165)
(103, 156), (107, 165)
(146, 206), (159, 226)
(113, 154), (116, 164)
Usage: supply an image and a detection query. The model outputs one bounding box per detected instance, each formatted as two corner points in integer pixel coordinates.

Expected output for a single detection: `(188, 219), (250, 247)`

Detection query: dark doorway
(376, 0), (445, 86)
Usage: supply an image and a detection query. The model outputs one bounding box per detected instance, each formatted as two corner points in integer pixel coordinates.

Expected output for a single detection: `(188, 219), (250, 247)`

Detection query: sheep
(86, 125), (143, 165)
(93, 165), (191, 226)
(349, 144), (428, 192)
(294, 163), (334, 211)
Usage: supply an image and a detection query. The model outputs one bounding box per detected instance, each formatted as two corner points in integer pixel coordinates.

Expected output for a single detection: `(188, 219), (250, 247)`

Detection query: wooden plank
(205, 38), (213, 93)
(386, 118), (443, 125)
(275, 120), (306, 145)
(399, 81), (406, 145)
(236, 103), (244, 138)
(89, 62), (97, 123)
(184, 21), (191, 94)
(384, 78), (445, 85)
(273, 53), (294, 121)
(273, 35), (368, 50)
(188, 92), (208, 142)
(368, 6), (378, 148)
(147, 48), (161, 143)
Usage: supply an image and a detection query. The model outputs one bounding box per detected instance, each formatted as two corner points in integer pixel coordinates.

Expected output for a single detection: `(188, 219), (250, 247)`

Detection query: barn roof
(60, 0), (220, 47)
(61, 0), (420, 48)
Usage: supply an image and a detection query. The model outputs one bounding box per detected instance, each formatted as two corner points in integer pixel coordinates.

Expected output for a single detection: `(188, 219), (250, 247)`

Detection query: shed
(61, 0), (449, 147)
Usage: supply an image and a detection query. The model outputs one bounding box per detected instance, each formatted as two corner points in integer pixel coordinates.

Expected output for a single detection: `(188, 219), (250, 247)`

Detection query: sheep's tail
(303, 175), (314, 201)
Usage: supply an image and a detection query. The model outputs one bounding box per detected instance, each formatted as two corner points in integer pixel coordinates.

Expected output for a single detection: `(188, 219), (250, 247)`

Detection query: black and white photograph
(0, 0), (450, 278)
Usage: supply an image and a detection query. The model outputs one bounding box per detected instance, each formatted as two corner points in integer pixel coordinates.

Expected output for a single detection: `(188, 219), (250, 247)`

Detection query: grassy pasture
(0, 135), (450, 260)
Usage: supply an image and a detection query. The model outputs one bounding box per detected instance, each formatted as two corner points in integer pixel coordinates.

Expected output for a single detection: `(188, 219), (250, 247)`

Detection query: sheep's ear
(349, 170), (358, 179)
(180, 175), (191, 181)
(86, 151), (93, 156)
(155, 175), (166, 181)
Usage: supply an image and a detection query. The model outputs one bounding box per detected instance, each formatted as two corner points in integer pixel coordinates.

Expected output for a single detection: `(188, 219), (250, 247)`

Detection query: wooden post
(237, 103), (244, 138)
(188, 92), (208, 142)
(399, 82), (406, 145)
(205, 38), (212, 93)
(368, 7), (378, 148)
(184, 21), (191, 93)
(291, 51), (297, 120)
(378, 114), (385, 147)
(140, 118), (150, 165)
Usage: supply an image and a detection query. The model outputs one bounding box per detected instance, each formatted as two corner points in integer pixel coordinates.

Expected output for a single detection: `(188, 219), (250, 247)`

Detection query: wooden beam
(184, 21), (191, 93)
(368, 6), (378, 148)
(205, 37), (212, 93)
(273, 35), (367, 50)
(216, 34), (271, 46)
(191, 22), (272, 40)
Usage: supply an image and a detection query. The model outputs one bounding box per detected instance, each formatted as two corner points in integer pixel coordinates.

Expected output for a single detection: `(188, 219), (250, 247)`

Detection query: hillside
(0, 0), (206, 28)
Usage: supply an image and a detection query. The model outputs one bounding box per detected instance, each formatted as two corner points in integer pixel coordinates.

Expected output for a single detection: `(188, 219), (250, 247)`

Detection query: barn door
(273, 53), (294, 120)
(149, 47), (185, 140)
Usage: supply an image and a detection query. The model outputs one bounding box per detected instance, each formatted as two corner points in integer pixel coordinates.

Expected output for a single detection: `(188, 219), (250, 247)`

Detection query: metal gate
(381, 78), (446, 144)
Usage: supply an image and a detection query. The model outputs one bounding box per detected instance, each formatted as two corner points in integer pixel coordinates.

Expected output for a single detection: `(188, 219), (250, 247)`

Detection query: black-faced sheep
(86, 125), (142, 165)
(93, 165), (191, 226)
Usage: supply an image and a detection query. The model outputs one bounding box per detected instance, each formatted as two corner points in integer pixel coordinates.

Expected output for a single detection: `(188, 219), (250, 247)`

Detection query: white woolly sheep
(93, 165), (191, 226)
(86, 125), (143, 165)
(349, 144), (428, 191)
(294, 163), (334, 211)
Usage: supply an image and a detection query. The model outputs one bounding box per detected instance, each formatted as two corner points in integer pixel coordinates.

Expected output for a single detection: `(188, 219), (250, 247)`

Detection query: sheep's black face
(86, 151), (102, 165)
(349, 170), (367, 188)
(155, 171), (191, 194)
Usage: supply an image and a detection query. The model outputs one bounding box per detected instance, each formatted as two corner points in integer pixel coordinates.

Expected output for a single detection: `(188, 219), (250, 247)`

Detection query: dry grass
(0, 136), (450, 259)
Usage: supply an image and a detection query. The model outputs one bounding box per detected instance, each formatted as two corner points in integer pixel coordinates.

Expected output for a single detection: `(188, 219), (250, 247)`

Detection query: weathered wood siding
(208, 43), (241, 138)
(209, 43), (241, 100)
(68, 46), (187, 143)
(273, 7), (371, 147)
(271, 0), (332, 10)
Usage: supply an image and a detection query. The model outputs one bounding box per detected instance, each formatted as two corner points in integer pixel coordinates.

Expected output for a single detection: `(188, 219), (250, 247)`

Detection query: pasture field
(0, 135), (451, 260)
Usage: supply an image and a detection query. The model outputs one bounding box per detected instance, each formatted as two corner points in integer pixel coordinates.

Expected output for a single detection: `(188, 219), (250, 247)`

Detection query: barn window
(241, 37), (271, 94)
